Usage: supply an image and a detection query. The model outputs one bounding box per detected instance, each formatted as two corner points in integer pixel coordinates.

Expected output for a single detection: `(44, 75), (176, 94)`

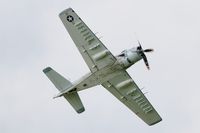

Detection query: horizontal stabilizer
(43, 67), (72, 92)
(43, 67), (85, 113)
(63, 92), (85, 113)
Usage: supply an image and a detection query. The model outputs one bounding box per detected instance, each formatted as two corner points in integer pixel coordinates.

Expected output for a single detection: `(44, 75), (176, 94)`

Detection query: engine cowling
(117, 48), (142, 69)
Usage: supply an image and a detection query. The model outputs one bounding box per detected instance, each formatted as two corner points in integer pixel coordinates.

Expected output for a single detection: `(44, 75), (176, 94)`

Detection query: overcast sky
(1, 0), (200, 133)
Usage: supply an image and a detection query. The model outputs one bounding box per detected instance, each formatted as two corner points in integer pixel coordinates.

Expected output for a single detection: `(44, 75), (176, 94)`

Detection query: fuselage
(94, 47), (143, 81)
(74, 47), (143, 92)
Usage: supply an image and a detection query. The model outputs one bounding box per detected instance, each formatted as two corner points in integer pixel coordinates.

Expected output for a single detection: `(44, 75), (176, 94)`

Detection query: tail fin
(43, 67), (85, 113)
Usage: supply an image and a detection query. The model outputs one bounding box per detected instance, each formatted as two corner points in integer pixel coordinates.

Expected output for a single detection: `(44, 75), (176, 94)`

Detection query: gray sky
(1, 0), (200, 132)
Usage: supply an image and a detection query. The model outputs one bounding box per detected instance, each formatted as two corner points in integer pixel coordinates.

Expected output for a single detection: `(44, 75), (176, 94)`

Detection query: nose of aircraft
(136, 41), (154, 70)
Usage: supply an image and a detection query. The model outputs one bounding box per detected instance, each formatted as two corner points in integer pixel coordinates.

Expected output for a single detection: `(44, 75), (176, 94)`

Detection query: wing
(102, 71), (162, 126)
(59, 8), (116, 72)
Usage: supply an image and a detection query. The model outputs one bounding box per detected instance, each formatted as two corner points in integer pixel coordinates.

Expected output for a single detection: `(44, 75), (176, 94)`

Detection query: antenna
(140, 87), (145, 90)
(98, 36), (103, 40)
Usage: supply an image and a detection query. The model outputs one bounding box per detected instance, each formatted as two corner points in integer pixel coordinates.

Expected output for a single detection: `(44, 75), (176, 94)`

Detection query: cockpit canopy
(117, 48), (138, 57)
(117, 50), (126, 57)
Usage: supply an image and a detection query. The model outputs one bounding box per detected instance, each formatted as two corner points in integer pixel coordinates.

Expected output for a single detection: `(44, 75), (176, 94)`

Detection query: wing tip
(77, 107), (85, 114)
(148, 118), (162, 126)
(43, 67), (52, 74)
(59, 7), (74, 16)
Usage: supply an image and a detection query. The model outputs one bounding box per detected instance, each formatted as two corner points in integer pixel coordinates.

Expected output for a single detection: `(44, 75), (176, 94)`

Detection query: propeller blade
(141, 53), (150, 70)
(136, 40), (142, 50)
(136, 40), (151, 70)
(137, 45), (142, 51)
(144, 49), (154, 53)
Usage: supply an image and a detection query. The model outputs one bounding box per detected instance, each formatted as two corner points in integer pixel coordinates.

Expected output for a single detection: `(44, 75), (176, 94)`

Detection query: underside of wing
(102, 71), (162, 126)
(59, 8), (116, 72)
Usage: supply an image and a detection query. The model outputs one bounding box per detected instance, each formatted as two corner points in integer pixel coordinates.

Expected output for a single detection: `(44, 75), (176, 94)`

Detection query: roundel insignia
(67, 15), (74, 22)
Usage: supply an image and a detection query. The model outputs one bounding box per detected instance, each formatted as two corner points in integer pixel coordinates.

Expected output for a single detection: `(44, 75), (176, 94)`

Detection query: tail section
(43, 67), (72, 92)
(43, 67), (85, 113)
(63, 92), (85, 113)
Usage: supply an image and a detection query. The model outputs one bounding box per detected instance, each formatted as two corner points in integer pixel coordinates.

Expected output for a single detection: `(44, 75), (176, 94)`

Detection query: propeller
(136, 40), (154, 70)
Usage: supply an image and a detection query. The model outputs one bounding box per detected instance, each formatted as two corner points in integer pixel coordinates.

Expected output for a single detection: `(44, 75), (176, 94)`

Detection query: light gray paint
(0, 0), (200, 133)
(43, 8), (161, 125)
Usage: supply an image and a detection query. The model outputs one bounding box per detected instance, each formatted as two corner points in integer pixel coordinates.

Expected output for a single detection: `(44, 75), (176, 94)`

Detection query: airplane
(43, 8), (162, 126)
